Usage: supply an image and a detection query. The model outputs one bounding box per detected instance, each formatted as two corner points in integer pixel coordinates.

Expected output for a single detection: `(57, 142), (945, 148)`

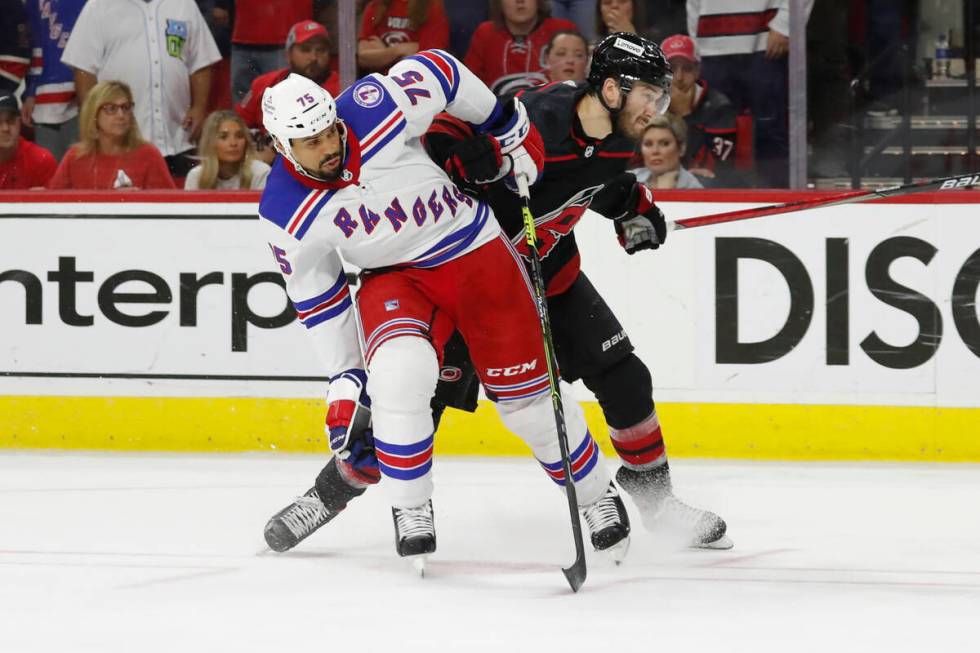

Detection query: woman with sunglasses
(47, 80), (175, 189)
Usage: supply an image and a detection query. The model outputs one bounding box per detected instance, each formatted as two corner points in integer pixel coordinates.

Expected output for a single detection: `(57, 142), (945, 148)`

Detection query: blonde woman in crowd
(47, 80), (174, 190)
(631, 114), (704, 189)
(184, 111), (270, 190)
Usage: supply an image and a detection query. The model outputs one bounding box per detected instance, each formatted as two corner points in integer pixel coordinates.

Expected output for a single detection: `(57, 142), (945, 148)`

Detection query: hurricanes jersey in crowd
(258, 50), (503, 379)
(463, 17), (576, 96)
(681, 79), (748, 183)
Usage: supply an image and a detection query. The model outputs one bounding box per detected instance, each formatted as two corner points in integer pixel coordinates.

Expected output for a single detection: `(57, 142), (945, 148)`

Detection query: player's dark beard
(319, 150), (342, 180)
(614, 106), (640, 143)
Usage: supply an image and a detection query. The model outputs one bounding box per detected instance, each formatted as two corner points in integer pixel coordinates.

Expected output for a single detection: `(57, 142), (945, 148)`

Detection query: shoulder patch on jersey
(336, 75), (400, 141)
(351, 80), (385, 108)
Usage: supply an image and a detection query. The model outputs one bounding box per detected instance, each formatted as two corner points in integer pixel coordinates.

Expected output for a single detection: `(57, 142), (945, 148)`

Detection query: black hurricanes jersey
(424, 81), (636, 295)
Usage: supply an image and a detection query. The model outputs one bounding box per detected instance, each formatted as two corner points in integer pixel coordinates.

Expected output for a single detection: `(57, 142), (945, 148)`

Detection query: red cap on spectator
(286, 20), (329, 50)
(661, 35), (699, 63)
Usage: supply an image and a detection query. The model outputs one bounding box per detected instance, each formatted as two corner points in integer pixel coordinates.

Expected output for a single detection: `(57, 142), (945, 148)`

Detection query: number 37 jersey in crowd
(258, 50), (504, 380)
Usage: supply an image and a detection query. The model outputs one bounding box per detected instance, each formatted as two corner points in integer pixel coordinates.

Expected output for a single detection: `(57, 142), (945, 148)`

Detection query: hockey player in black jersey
(264, 32), (732, 555)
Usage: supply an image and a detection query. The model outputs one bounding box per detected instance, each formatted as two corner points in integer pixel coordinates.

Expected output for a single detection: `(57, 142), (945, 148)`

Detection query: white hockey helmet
(262, 73), (338, 174)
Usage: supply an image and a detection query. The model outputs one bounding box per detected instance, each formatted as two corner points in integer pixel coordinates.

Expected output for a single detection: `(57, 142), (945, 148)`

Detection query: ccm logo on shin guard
(602, 330), (628, 352)
(486, 360), (538, 377)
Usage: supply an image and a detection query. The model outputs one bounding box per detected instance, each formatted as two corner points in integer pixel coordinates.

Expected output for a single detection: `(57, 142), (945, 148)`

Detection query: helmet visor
(632, 82), (671, 116)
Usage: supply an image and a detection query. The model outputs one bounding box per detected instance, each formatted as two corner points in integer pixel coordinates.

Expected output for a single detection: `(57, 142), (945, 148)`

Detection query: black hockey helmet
(588, 32), (672, 113)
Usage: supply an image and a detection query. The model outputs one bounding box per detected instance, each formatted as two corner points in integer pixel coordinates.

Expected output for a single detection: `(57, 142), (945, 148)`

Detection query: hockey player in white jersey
(257, 50), (630, 562)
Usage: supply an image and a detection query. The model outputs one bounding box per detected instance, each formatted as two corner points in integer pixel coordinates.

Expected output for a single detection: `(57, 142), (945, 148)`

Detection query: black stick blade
(563, 551), (587, 592)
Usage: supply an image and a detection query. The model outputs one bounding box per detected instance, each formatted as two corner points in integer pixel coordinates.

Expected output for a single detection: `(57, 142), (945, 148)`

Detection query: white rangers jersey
(258, 50), (503, 389)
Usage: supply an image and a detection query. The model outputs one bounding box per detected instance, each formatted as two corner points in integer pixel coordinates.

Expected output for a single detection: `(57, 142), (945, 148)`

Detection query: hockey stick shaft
(668, 171), (980, 232)
(515, 173), (588, 593)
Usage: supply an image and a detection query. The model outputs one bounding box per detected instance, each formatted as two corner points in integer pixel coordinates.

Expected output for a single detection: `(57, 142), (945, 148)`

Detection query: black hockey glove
(444, 134), (507, 185)
(589, 172), (667, 255)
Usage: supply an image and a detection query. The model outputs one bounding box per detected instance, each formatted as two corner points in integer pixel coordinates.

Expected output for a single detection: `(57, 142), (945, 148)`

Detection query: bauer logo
(939, 175), (980, 189)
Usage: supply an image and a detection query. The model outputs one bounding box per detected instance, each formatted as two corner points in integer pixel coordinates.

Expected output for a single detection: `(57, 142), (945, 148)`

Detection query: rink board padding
(2, 190), (980, 460)
(2, 396), (980, 461)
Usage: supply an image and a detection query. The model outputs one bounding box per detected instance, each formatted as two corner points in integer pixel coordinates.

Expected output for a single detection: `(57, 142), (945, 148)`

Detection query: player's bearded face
(292, 124), (344, 180)
(617, 82), (670, 141)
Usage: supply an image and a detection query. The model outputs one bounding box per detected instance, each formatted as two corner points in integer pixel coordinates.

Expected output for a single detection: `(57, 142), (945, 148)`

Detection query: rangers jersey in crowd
(258, 50), (504, 380)
(24, 0), (85, 125)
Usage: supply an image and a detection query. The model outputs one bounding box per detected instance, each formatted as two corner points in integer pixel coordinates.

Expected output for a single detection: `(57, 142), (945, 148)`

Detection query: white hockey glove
(488, 98), (545, 190)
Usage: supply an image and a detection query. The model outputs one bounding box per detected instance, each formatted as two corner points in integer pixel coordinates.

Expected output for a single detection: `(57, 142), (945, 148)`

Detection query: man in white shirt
(62, 0), (222, 178)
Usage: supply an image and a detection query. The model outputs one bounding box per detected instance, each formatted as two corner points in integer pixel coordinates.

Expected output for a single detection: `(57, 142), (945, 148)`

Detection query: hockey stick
(515, 173), (588, 593)
(668, 171), (980, 232)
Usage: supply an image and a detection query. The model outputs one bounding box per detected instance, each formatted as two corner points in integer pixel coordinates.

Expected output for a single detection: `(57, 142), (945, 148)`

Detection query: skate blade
(692, 534), (734, 550)
(604, 535), (631, 565)
(410, 555), (428, 577)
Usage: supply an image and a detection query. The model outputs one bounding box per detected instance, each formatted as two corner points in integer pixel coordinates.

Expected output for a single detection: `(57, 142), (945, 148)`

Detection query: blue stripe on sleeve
(302, 295), (352, 328)
(294, 270), (347, 312)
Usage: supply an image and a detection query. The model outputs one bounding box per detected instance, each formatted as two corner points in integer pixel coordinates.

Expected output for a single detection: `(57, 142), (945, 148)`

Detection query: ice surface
(1, 453), (977, 652)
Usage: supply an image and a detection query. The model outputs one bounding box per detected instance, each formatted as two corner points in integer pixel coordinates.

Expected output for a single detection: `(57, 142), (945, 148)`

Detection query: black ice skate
(263, 457), (366, 552)
(264, 487), (334, 552)
(580, 482), (631, 563)
(616, 464), (733, 550)
(392, 500), (436, 575)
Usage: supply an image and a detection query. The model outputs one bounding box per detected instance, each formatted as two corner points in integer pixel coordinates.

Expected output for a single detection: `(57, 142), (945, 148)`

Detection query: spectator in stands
(631, 114), (703, 189)
(0, 94), (58, 189)
(184, 110), (269, 189)
(0, 0), (30, 96)
(61, 0), (222, 179)
(198, 0), (235, 114)
(47, 80), (176, 189)
(543, 30), (589, 83)
(443, 0), (488, 58)
(551, 0), (596, 41)
(216, 0), (313, 103)
(357, 0), (450, 74)
(594, 0), (647, 43)
(237, 20), (338, 164)
(662, 34), (747, 186)
(20, 0), (86, 162)
(465, 0), (577, 95)
(688, 1), (813, 187)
